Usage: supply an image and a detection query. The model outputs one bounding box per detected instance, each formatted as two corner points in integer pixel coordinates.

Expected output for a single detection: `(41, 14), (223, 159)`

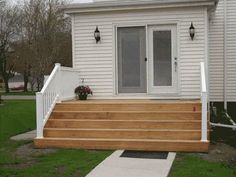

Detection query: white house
(34, 0), (236, 152)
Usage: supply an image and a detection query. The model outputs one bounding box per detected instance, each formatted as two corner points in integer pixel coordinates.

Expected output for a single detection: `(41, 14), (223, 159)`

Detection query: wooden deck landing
(63, 99), (201, 104)
(34, 99), (209, 152)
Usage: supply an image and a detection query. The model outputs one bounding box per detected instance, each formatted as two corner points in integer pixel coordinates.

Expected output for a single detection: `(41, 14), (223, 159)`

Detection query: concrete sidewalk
(86, 150), (176, 177)
(11, 130), (36, 141)
(10, 131), (176, 177)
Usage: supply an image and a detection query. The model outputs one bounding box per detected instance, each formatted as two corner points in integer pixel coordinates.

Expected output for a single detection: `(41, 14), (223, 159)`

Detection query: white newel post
(36, 92), (44, 138)
(55, 63), (62, 102)
(201, 92), (208, 142)
(200, 62), (208, 142)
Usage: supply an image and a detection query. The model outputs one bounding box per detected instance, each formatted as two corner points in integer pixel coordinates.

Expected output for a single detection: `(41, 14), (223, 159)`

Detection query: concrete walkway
(2, 95), (35, 100)
(11, 130), (36, 141)
(10, 131), (176, 177)
(86, 150), (176, 177)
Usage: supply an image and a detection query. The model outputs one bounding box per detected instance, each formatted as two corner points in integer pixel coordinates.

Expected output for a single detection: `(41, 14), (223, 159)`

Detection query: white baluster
(36, 63), (82, 138)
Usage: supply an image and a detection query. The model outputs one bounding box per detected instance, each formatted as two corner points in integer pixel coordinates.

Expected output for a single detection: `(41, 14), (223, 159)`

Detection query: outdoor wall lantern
(94, 26), (101, 43)
(189, 22), (195, 40)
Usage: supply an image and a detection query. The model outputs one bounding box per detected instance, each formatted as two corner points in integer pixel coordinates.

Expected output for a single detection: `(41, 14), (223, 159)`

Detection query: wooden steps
(51, 111), (201, 120)
(54, 102), (201, 112)
(44, 128), (203, 140)
(45, 119), (201, 129)
(34, 138), (209, 152)
(34, 100), (209, 152)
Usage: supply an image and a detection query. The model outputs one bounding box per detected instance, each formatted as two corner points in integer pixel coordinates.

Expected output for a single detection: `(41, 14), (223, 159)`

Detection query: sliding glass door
(117, 27), (146, 93)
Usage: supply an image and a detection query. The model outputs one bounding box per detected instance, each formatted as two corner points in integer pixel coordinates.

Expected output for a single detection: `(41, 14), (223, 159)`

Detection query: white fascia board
(62, 1), (217, 14)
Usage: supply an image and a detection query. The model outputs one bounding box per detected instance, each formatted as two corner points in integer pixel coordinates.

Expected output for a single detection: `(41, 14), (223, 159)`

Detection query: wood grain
(34, 138), (209, 152)
(35, 99), (209, 152)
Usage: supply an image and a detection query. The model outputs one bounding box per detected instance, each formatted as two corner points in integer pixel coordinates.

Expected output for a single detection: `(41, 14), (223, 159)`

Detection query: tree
(13, 40), (33, 92)
(14, 0), (72, 91)
(0, 2), (20, 92)
(0, 0), (5, 7)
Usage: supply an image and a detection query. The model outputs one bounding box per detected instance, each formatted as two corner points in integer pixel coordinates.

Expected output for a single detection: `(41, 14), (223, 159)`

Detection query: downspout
(71, 14), (75, 68)
(209, 0), (236, 130)
(223, 0), (227, 110)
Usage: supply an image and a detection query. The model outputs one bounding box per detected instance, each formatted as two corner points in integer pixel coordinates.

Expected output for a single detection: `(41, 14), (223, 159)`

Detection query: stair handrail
(36, 63), (80, 138)
(200, 62), (208, 142)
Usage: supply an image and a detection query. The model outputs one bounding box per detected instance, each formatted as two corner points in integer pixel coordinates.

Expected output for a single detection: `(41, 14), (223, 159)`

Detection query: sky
(72, 0), (92, 3)
(10, 0), (93, 4)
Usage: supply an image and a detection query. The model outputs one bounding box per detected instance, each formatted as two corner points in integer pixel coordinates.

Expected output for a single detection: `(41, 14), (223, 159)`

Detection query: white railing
(200, 62), (208, 142)
(36, 63), (80, 138)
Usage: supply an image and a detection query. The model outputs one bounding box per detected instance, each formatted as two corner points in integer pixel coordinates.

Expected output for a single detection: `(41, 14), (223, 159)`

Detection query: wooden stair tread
(34, 137), (209, 152)
(35, 137), (208, 143)
(44, 128), (203, 131)
(45, 119), (202, 130)
(51, 111), (201, 120)
(46, 119), (201, 122)
(54, 101), (202, 112)
(43, 128), (209, 140)
(52, 110), (201, 113)
(61, 100), (201, 104)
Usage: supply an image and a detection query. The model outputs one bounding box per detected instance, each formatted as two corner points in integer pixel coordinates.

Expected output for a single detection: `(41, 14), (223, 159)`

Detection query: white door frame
(148, 25), (178, 95)
(114, 22), (179, 97)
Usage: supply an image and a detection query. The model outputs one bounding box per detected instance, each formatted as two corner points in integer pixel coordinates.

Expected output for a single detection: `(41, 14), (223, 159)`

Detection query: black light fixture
(94, 26), (101, 43)
(189, 22), (195, 40)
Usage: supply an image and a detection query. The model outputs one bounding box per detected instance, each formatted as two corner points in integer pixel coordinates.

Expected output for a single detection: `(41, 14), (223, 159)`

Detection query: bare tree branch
(12, 0), (72, 91)
(0, 1), (20, 92)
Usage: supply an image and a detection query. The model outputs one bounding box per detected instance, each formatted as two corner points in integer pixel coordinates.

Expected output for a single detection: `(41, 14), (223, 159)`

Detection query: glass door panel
(117, 27), (146, 93)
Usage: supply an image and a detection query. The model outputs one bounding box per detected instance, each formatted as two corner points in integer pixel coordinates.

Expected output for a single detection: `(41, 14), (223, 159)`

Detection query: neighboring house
(0, 72), (29, 90)
(34, 0), (235, 152)
(8, 73), (25, 89)
(0, 73), (25, 90)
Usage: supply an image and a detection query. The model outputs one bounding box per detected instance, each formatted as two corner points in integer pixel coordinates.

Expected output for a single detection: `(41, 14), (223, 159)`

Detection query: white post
(201, 92), (208, 142)
(55, 63), (62, 102)
(36, 92), (44, 138)
(200, 62), (208, 142)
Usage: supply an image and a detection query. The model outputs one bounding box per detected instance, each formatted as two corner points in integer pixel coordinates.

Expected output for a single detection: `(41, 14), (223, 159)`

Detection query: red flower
(75, 85), (93, 95)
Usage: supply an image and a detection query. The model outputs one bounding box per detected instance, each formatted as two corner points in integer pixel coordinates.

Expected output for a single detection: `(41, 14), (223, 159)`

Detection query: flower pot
(79, 94), (88, 100)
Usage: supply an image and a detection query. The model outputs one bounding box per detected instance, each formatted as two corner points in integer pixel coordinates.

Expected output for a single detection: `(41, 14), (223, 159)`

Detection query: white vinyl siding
(209, 0), (236, 102)
(73, 7), (207, 98)
(209, 0), (224, 101)
(226, 0), (236, 101)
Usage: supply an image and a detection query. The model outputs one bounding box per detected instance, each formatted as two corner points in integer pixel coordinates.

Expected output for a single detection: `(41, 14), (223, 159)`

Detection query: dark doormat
(120, 150), (169, 159)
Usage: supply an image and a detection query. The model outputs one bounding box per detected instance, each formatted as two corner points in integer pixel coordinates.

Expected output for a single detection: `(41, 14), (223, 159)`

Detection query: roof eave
(61, 0), (218, 14)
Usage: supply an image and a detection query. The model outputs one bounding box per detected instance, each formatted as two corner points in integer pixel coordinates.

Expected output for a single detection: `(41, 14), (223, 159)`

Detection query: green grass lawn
(0, 100), (36, 141)
(169, 104), (236, 177)
(0, 100), (112, 177)
(0, 147), (111, 177)
(169, 154), (236, 177)
(0, 100), (235, 177)
(0, 91), (36, 96)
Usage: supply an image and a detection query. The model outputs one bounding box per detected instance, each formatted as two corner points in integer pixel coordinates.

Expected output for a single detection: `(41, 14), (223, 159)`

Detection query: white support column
(36, 92), (44, 138)
(55, 63), (62, 102)
(200, 62), (208, 142)
(201, 92), (208, 142)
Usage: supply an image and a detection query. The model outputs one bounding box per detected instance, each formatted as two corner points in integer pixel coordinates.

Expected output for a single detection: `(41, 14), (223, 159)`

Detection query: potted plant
(74, 85), (92, 100)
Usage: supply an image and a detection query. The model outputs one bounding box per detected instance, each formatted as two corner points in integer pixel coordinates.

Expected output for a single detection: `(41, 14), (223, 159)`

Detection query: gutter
(223, 0), (227, 110)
